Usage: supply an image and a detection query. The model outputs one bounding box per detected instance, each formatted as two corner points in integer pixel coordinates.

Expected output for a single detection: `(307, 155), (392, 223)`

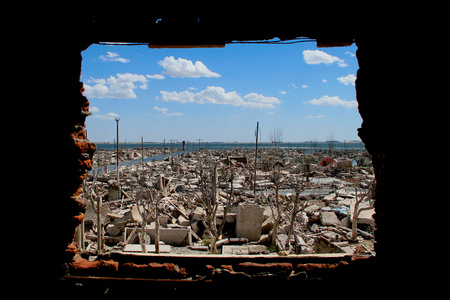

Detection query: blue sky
(81, 42), (360, 143)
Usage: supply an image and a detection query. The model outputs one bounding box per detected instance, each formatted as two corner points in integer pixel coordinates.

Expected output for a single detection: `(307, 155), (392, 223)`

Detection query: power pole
(115, 118), (120, 184)
(254, 122), (259, 196)
(141, 136), (144, 165)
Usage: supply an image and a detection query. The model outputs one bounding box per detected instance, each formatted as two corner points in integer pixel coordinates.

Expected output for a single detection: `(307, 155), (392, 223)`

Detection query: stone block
(193, 206), (205, 221)
(222, 245), (268, 255)
(125, 226), (192, 246)
(123, 244), (171, 253)
(177, 215), (191, 226)
(320, 211), (340, 226)
(349, 205), (375, 225)
(235, 203), (265, 241)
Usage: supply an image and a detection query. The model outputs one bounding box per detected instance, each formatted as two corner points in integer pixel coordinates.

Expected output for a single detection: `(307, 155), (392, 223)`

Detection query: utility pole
(141, 136), (144, 165)
(97, 195), (103, 254)
(115, 118), (120, 184)
(197, 139), (202, 151)
(254, 122), (259, 196)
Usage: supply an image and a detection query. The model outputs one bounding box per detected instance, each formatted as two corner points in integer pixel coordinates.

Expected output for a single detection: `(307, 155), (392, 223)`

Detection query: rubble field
(78, 147), (375, 260)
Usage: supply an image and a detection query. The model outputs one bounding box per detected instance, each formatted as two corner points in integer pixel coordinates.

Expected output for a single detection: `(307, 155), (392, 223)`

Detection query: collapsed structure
(77, 147), (375, 259)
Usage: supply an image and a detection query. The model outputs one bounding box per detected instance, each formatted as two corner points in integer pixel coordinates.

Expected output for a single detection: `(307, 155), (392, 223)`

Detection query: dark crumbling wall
(49, 42), (97, 277)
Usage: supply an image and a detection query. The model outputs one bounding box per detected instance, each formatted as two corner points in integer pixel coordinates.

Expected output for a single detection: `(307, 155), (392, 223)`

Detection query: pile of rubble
(78, 148), (375, 258)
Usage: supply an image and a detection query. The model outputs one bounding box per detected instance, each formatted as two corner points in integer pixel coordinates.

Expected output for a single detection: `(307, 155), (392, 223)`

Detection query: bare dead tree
(268, 170), (282, 248)
(351, 180), (376, 240)
(326, 131), (337, 156)
(284, 179), (308, 252)
(312, 135), (319, 154)
(82, 177), (104, 253)
(268, 127), (283, 153)
(129, 164), (164, 254)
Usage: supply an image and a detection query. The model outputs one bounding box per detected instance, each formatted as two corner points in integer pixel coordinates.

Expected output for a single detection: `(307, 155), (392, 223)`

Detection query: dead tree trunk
(351, 181), (375, 241)
(284, 182), (307, 251)
(270, 181), (281, 248)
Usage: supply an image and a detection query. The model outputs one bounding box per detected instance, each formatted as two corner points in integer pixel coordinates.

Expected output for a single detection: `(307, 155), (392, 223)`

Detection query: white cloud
(279, 91), (286, 95)
(92, 112), (120, 120)
(83, 73), (148, 99)
(302, 84), (308, 88)
(153, 106), (168, 112)
(243, 93), (281, 109)
(306, 115), (324, 118)
(164, 112), (183, 116)
(158, 86), (280, 109)
(153, 106), (182, 116)
(337, 74), (356, 85)
(303, 50), (347, 67)
(159, 56), (221, 78)
(99, 51), (130, 63)
(304, 95), (357, 109)
(146, 74), (165, 80)
(89, 106), (100, 113)
(322, 79), (328, 83)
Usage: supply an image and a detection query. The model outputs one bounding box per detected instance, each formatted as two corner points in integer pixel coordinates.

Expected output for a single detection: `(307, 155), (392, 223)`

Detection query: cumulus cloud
(146, 74), (165, 79)
(89, 106), (100, 113)
(337, 74), (356, 85)
(304, 95), (357, 109)
(159, 56), (221, 78)
(243, 93), (281, 109)
(92, 112), (120, 120)
(83, 73), (148, 99)
(158, 86), (280, 109)
(99, 51), (130, 63)
(153, 106), (182, 116)
(303, 50), (348, 67)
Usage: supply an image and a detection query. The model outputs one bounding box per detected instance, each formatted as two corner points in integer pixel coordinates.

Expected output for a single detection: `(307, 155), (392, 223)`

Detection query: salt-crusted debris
(78, 147), (375, 258)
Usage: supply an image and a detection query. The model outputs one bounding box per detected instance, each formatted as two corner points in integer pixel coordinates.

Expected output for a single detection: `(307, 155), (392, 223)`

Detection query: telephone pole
(254, 122), (259, 196)
(115, 118), (120, 184)
(141, 136), (144, 165)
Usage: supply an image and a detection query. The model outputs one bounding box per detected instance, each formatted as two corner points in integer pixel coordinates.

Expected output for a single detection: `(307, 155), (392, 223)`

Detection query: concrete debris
(78, 147), (375, 258)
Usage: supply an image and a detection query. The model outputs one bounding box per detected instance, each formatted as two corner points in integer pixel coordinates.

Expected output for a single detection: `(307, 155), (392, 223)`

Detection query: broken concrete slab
(235, 203), (265, 241)
(123, 244), (171, 253)
(193, 206), (205, 221)
(222, 245), (268, 255)
(177, 215), (190, 226)
(349, 205), (375, 225)
(125, 226), (192, 246)
(320, 211), (340, 226)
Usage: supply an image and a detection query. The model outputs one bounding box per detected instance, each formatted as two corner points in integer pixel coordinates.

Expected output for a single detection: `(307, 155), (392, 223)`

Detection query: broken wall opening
(46, 11), (418, 293)
(78, 40), (373, 260)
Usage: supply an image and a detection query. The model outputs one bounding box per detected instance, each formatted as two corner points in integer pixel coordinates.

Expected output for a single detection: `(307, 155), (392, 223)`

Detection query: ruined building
(35, 6), (433, 296)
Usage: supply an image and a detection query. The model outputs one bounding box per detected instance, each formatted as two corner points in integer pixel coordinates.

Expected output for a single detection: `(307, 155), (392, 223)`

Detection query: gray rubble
(78, 147), (375, 258)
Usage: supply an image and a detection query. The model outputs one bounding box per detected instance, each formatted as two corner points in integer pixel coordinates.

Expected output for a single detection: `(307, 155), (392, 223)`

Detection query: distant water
(92, 142), (365, 172)
(95, 142), (365, 153)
